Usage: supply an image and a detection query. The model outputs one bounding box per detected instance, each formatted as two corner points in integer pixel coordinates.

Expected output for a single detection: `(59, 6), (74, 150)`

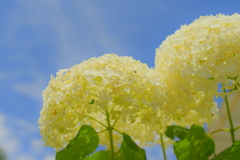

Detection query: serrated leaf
(211, 140), (240, 160)
(56, 125), (99, 160)
(84, 151), (111, 160)
(173, 125), (215, 160)
(165, 125), (189, 140)
(119, 133), (147, 160)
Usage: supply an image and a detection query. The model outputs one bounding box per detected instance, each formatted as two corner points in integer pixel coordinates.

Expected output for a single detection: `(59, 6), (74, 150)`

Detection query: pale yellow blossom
(154, 14), (240, 125)
(39, 53), (168, 150)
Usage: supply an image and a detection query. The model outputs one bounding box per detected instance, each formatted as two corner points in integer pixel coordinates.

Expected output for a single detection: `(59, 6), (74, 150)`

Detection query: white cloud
(14, 118), (39, 136)
(0, 71), (19, 82)
(16, 154), (36, 160)
(4, 138), (21, 155)
(3, 0), (130, 67)
(42, 154), (55, 160)
(0, 115), (10, 140)
(0, 113), (55, 160)
(13, 76), (46, 101)
(42, 0), (128, 67)
(2, 0), (131, 102)
(2, 0), (134, 103)
(30, 139), (45, 156)
(0, 114), (21, 159)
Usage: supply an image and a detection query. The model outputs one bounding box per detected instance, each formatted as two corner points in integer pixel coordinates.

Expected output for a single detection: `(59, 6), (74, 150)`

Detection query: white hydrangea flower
(39, 53), (168, 150)
(154, 14), (240, 125)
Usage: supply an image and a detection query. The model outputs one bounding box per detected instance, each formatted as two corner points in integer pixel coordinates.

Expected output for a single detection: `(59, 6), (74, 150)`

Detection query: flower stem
(106, 110), (115, 160)
(234, 125), (240, 131)
(208, 128), (230, 137)
(160, 133), (167, 160)
(87, 115), (108, 128)
(223, 87), (235, 144)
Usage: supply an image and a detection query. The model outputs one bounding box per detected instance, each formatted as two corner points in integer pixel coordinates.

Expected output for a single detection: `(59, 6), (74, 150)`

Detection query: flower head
(39, 53), (167, 150)
(154, 14), (240, 125)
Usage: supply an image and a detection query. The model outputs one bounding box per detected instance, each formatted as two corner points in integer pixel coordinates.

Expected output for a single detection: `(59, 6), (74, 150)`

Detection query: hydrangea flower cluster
(39, 13), (240, 151)
(155, 13), (240, 125)
(39, 54), (168, 150)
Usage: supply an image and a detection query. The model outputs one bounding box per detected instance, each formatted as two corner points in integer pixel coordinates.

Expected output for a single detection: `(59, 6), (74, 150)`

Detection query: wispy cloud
(2, 0), (130, 68)
(15, 154), (36, 160)
(13, 73), (47, 101)
(0, 113), (21, 159)
(0, 113), (54, 160)
(42, 154), (55, 160)
(2, 0), (136, 103)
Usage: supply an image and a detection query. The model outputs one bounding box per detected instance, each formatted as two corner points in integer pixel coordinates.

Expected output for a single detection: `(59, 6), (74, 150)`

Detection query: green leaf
(84, 150), (123, 160)
(227, 75), (238, 81)
(84, 151), (111, 160)
(56, 125), (99, 160)
(229, 83), (240, 92)
(165, 125), (189, 140)
(173, 125), (215, 160)
(88, 99), (95, 104)
(119, 133), (147, 160)
(211, 140), (240, 160)
(208, 76), (215, 80)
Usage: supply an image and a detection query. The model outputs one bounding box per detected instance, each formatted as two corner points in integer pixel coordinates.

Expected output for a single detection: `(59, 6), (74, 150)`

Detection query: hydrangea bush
(39, 14), (240, 160)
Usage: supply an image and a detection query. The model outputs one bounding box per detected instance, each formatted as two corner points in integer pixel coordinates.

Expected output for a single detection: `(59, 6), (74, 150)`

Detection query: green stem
(112, 114), (122, 128)
(160, 133), (167, 160)
(208, 128), (230, 137)
(87, 115), (108, 128)
(113, 128), (123, 134)
(223, 87), (235, 144)
(235, 125), (240, 131)
(70, 105), (107, 128)
(106, 110), (115, 160)
(97, 129), (108, 134)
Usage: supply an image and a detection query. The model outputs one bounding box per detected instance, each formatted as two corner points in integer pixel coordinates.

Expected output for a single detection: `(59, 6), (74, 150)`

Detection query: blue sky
(0, 0), (239, 160)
